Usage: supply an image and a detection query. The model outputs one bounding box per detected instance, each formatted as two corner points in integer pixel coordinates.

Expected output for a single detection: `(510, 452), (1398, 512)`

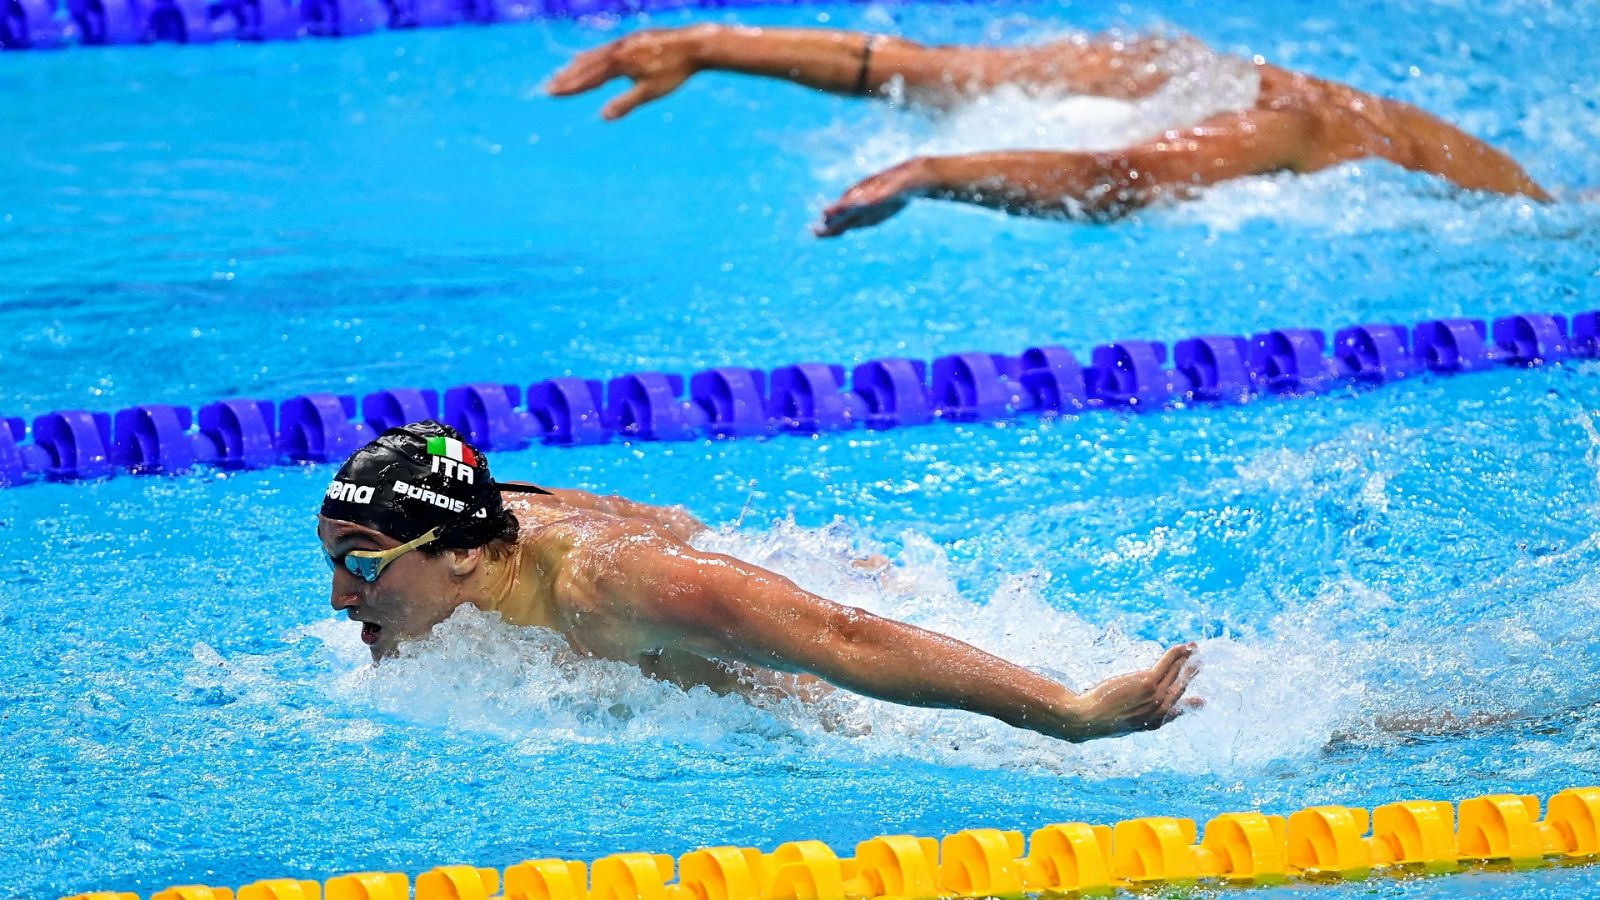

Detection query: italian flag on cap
(427, 435), (477, 466)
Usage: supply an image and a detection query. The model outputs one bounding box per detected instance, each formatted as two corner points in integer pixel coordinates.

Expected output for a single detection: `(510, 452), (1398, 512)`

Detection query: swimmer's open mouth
(361, 622), (381, 645)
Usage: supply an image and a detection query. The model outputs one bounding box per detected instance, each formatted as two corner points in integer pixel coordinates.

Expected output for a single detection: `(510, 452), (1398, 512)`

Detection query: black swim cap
(320, 421), (536, 548)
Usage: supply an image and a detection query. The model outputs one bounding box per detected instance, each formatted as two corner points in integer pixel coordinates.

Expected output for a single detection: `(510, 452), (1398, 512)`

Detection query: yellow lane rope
(65, 787), (1600, 900)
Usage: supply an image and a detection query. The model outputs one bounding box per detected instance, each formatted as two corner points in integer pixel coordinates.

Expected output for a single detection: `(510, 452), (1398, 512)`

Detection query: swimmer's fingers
(1149, 642), (1195, 693)
(814, 159), (931, 237)
(1125, 644), (1195, 731)
(815, 195), (909, 238)
(601, 73), (688, 120)
(1157, 660), (1201, 724)
(550, 30), (701, 116)
(1149, 645), (1198, 718)
(547, 44), (626, 96)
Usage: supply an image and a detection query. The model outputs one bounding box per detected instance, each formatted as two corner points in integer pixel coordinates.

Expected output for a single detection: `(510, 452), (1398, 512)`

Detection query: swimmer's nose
(331, 584), (361, 612)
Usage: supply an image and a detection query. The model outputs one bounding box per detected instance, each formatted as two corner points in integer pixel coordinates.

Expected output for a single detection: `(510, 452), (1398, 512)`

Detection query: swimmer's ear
(444, 546), (483, 577)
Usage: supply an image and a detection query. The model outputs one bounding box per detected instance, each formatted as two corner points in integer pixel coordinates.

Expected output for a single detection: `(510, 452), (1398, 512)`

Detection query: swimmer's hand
(815, 158), (934, 237)
(1061, 643), (1201, 741)
(547, 27), (706, 120)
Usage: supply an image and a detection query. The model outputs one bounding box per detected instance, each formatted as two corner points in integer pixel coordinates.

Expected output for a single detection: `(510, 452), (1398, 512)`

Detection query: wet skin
(546, 25), (1550, 233)
(321, 519), (490, 661)
(317, 488), (1199, 743)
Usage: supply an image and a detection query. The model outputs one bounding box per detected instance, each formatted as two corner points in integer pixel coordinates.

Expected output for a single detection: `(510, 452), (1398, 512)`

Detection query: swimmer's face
(317, 516), (468, 662)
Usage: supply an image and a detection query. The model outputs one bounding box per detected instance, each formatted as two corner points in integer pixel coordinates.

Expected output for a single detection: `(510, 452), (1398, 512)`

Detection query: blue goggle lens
(325, 552), (383, 583)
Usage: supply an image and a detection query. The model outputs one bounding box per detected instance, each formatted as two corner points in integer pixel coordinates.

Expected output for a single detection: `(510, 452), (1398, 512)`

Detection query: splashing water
(802, 20), (1599, 241)
(5, 1), (1600, 897)
(817, 30), (1263, 183)
(283, 517), (1469, 781)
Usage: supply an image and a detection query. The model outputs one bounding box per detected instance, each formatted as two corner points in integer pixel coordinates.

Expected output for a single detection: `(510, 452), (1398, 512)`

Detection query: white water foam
(813, 32), (1262, 184)
(244, 408), (1600, 780)
(1160, 165), (1595, 236)
(806, 26), (1596, 234)
(287, 518), (1374, 779)
(1209, 417), (1600, 737)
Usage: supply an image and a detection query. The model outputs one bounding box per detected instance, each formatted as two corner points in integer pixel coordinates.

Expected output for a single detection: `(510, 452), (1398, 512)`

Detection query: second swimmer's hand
(815, 157), (935, 237)
(1061, 643), (1200, 741)
(547, 26), (709, 120)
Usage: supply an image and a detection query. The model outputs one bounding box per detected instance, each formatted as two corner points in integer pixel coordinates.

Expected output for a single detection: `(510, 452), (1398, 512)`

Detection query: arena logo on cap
(325, 481), (376, 504)
(427, 436), (477, 484)
(392, 479), (468, 514)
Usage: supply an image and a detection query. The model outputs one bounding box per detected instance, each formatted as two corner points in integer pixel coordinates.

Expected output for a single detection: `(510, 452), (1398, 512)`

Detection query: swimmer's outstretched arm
(572, 532), (1198, 742)
(546, 25), (1170, 118)
(816, 108), (1320, 234)
(816, 99), (1549, 234)
(1369, 99), (1551, 200)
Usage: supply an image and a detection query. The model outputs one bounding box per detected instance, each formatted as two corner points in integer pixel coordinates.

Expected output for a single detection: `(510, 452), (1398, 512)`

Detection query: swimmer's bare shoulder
(523, 486), (707, 541)
(501, 492), (703, 661)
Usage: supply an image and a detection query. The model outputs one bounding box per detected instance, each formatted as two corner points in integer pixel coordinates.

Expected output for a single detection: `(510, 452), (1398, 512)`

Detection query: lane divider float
(3, 310), (1595, 489)
(3, 0), (813, 51)
(60, 788), (1600, 900)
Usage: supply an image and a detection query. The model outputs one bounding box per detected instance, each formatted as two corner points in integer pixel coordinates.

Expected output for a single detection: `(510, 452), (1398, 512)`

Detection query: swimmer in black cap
(318, 421), (1198, 743)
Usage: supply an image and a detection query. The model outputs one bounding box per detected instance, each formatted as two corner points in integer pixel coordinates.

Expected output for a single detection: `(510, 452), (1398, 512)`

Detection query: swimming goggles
(325, 527), (441, 583)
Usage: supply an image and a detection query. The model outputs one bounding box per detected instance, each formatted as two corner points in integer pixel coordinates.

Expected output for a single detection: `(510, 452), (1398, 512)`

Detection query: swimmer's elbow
(820, 604), (879, 648)
(809, 604), (907, 680)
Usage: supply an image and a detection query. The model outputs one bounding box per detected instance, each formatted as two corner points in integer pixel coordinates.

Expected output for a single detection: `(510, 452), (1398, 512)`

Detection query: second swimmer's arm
(686, 26), (922, 97)
(547, 25), (933, 116)
(583, 534), (1198, 743)
(816, 109), (1319, 235)
(686, 27), (1173, 102)
(547, 25), (1105, 115)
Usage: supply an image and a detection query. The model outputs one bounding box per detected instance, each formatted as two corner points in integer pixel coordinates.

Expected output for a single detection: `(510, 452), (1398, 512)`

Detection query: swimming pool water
(2, 0), (1599, 897)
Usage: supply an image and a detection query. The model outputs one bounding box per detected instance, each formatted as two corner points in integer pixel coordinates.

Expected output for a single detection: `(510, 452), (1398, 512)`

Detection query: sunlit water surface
(2, 0), (1599, 897)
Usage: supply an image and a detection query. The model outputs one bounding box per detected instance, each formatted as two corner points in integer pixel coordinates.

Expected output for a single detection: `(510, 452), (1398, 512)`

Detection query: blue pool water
(2, 0), (1600, 897)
